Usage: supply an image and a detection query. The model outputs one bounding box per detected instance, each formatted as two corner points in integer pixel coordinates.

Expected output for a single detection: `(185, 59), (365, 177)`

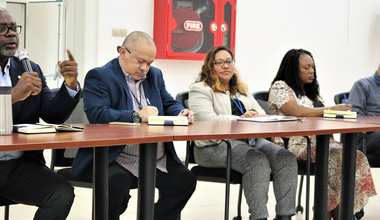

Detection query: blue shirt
(348, 71), (380, 116)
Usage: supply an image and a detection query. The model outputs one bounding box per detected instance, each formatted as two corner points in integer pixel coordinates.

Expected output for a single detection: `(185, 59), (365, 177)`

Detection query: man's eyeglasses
(117, 46), (131, 54)
(0, 25), (22, 36)
(214, 59), (235, 67)
(117, 45), (153, 67)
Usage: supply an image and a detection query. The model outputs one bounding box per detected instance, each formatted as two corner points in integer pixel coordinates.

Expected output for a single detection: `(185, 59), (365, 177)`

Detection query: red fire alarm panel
(154, 0), (236, 60)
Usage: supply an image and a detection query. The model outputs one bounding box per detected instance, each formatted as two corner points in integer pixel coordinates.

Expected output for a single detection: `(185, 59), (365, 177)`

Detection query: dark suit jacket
(71, 58), (184, 177)
(10, 56), (80, 165)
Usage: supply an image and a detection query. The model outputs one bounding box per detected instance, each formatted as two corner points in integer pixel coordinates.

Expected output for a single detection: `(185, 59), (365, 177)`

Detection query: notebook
(148, 116), (189, 126)
(323, 110), (357, 119)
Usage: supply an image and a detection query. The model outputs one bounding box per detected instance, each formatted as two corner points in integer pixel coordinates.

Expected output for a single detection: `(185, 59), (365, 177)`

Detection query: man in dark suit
(0, 8), (80, 220)
(71, 31), (196, 220)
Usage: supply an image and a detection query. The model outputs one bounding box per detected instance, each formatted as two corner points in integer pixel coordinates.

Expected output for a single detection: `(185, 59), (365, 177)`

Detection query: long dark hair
(271, 49), (320, 101)
(197, 46), (247, 96)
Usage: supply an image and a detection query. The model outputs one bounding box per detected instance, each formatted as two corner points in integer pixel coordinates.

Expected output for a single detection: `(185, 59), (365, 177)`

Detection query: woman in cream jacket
(188, 46), (297, 220)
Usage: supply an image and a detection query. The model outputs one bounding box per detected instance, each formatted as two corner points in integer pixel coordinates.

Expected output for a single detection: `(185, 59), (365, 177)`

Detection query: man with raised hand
(0, 8), (81, 220)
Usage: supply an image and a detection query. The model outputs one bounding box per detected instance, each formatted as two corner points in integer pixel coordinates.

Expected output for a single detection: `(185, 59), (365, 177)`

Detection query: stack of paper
(237, 115), (299, 122)
(148, 116), (189, 126)
(323, 110), (357, 119)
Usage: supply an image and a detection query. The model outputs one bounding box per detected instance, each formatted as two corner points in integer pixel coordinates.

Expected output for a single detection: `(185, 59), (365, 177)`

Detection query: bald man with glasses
(72, 31), (196, 220)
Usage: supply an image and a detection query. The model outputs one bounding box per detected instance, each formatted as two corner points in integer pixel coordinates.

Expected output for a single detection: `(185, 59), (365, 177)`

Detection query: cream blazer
(189, 82), (265, 147)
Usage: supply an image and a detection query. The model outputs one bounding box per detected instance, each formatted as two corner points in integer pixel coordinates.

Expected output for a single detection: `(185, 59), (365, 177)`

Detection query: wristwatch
(132, 111), (142, 123)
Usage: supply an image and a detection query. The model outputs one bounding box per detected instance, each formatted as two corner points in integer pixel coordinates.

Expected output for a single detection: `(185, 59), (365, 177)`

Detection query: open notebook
(13, 123), (84, 134)
(237, 115), (299, 122)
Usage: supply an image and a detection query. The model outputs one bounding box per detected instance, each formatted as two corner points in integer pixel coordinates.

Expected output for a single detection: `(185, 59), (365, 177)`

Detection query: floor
(1, 150), (380, 220)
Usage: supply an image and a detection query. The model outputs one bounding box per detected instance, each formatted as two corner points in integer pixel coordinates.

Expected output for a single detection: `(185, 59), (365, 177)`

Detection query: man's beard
(0, 47), (17, 57)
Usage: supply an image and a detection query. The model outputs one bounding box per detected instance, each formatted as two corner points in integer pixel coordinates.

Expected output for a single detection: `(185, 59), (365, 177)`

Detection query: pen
(147, 98), (151, 106)
(343, 94), (349, 104)
(180, 110), (189, 116)
(63, 124), (84, 129)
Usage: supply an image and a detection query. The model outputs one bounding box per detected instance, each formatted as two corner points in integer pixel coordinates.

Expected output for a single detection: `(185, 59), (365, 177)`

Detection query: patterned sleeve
(268, 80), (296, 114)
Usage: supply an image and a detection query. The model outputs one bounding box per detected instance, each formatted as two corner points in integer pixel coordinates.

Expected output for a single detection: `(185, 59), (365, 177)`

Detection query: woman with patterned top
(268, 48), (376, 220)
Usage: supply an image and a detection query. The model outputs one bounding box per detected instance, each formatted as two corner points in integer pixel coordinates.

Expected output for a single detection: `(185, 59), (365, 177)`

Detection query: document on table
(237, 115), (299, 122)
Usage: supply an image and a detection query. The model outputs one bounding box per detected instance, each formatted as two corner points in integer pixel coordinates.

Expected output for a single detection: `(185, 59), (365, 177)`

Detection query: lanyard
(130, 83), (143, 110)
(229, 93), (255, 145)
(230, 94), (245, 115)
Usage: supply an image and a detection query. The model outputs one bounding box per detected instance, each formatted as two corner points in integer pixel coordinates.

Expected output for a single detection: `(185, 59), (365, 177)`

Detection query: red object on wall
(154, 0), (237, 60)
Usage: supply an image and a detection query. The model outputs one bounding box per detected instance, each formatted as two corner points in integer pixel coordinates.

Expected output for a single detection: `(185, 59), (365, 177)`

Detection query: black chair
(0, 198), (15, 220)
(252, 91), (314, 218)
(50, 88), (91, 187)
(251, 91), (269, 102)
(176, 91), (243, 220)
(333, 92), (350, 105)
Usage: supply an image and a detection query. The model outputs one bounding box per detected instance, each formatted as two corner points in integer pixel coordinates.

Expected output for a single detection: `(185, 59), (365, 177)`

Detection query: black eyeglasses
(117, 46), (131, 54)
(214, 59), (235, 67)
(0, 25), (22, 36)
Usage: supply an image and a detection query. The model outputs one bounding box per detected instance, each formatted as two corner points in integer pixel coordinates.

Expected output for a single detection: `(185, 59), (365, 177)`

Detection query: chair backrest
(175, 91), (189, 108)
(252, 91), (269, 101)
(0, 197), (15, 206)
(252, 91), (270, 115)
(50, 92), (87, 169)
(334, 92), (350, 105)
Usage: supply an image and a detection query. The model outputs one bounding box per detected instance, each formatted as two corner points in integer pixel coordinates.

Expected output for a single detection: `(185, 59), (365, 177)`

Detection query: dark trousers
(0, 157), (74, 220)
(358, 131), (380, 166)
(108, 154), (196, 220)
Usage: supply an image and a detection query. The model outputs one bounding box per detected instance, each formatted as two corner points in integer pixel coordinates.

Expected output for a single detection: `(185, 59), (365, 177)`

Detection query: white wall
(95, 0), (203, 95)
(6, 0), (380, 105)
(90, 0), (380, 107)
(234, 0), (380, 106)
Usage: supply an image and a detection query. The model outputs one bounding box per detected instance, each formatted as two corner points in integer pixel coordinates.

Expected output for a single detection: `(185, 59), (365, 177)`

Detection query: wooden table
(2, 118), (380, 220)
(0, 124), (174, 220)
(168, 118), (380, 220)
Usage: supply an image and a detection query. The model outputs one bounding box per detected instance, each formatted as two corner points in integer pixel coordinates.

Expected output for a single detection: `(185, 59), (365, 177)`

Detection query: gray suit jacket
(188, 82), (264, 147)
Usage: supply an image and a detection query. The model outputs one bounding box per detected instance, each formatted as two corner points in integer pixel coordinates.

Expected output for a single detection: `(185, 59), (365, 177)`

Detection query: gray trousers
(194, 138), (297, 219)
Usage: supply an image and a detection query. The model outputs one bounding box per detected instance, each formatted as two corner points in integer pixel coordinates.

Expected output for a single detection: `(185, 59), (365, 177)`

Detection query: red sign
(184, 20), (203, 32)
